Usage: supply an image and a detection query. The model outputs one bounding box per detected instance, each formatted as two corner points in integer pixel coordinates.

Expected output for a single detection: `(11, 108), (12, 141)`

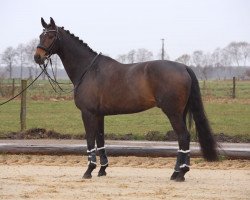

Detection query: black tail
(186, 67), (218, 161)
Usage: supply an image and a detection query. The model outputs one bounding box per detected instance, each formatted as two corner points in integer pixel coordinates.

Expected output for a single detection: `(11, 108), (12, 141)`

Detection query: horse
(34, 17), (218, 182)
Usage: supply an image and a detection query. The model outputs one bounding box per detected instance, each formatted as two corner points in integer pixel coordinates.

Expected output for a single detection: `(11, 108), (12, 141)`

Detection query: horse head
(34, 17), (60, 64)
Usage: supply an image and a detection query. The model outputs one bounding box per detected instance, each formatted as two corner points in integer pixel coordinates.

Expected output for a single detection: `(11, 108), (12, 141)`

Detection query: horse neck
(57, 33), (98, 85)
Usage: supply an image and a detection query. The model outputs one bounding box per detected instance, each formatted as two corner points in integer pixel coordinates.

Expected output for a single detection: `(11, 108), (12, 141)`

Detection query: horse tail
(186, 67), (218, 161)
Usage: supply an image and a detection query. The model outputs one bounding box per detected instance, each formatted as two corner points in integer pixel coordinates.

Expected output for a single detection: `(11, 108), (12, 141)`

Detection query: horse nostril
(34, 54), (41, 63)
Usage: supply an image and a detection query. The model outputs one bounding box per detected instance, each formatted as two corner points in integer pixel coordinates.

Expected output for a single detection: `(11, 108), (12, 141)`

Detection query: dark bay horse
(34, 17), (218, 182)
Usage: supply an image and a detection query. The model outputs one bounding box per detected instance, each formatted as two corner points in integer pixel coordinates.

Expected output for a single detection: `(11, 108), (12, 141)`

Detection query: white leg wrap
(88, 161), (97, 165)
(101, 162), (109, 167)
(174, 150), (190, 172)
(97, 146), (106, 151)
(87, 148), (96, 153)
(178, 149), (191, 153)
(179, 164), (190, 168)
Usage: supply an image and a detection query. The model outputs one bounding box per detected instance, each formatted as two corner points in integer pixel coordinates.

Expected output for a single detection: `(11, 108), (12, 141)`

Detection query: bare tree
(175, 54), (191, 65)
(202, 52), (213, 67)
(25, 39), (39, 79)
(127, 50), (136, 64)
(116, 54), (127, 64)
(212, 48), (232, 67)
(136, 48), (153, 62)
(1, 47), (17, 79)
(16, 43), (27, 79)
(192, 50), (204, 67)
(225, 41), (250, 66)
(50, 54), (62, 80)
(240, 42), (250, 66)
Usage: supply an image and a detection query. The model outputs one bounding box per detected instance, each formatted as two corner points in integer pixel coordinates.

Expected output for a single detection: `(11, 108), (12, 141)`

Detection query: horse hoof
(170, 172), (179, 180)
(98, 165), (108, 177)
(98, 169), (107, 177)
(83, 173), (92, 179)
(175, 176), (185, 182)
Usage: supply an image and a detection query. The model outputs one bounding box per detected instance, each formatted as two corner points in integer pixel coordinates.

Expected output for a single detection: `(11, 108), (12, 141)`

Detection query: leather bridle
(37, 26), (60, 58)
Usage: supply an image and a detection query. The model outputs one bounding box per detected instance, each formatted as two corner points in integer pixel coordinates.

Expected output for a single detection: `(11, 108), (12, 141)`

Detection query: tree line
(0, 39), (61, 80)
(0, 39), (250, 80)
(116, 41), (250, 67)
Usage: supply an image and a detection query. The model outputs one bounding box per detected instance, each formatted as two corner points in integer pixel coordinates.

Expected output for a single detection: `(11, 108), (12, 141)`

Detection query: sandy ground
(0, 155), (250, 200)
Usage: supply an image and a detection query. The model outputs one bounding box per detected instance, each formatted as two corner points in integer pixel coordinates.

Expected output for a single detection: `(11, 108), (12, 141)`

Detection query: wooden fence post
(20, 80), (27, 131)
(12, 79), (15, 97)
(232, 77), (236, 99)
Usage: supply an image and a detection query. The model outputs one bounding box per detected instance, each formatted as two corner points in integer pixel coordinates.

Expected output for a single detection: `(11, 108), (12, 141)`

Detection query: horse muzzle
(34, 48), (47, 64)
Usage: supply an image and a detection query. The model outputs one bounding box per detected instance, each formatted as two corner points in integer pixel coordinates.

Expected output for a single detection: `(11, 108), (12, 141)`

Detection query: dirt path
(0, 155), (250, 200)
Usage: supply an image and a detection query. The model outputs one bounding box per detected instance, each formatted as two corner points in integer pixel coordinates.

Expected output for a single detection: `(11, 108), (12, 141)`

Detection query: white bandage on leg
(97, 146), (106, 151)
(178, 149), (191, 153)
(87, 148), (96, 153)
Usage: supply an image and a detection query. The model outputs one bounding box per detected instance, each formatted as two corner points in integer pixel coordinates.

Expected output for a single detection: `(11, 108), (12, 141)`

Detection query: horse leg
(96, 116), (109, 177)
(168, 115), (190, 182)
(81, 111), (98, 179)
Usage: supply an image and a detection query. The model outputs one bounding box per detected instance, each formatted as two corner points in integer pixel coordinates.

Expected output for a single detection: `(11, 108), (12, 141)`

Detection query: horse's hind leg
(160, 100), (190, 182)
(96, 116), (108, 177)
(168, 115), (190, 182)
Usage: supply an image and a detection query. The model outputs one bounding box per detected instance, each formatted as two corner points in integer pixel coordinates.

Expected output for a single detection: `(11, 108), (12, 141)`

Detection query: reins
(74, 52), (101, 92)
(0, 53), (101, 106)
(0, 24), (101, 106)
(39, 52), (101, 94)
(0, 63), (48, 106)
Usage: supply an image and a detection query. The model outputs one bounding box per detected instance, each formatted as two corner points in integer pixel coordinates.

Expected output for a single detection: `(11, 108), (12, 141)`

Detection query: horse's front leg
(81, 111), (99, 179)
(96, 116), (108, 177)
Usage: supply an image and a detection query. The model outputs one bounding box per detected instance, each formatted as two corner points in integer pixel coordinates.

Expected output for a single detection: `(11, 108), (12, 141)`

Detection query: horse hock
(171, 150), (190, 182)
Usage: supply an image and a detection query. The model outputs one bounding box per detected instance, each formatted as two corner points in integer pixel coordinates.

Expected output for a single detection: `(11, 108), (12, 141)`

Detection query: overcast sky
(1, 0), (250, 60)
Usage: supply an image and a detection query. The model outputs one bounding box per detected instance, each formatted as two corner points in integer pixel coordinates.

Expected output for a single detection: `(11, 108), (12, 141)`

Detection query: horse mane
(60, 26), (97, 54)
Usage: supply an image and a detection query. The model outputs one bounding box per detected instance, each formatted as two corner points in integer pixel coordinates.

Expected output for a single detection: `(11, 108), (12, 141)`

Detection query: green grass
(0, 99), (249, 140)
(1, 79), (250, 140)
(2, 79), (249, 100)
(0, 100), (83, 135)
(200, 80), (250, 99)
(205, 102), (250, 137)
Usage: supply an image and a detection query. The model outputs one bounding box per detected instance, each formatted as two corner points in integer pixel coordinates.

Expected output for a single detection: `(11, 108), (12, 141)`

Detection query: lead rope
(0, 52), (101, 106)
(0, 67), (47, 106)
(38, 58), (74, 94)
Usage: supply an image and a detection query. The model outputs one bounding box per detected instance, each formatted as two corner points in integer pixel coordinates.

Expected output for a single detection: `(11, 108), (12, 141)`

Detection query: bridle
(36, 25), (101, 93)
(37, 26), (60, 58)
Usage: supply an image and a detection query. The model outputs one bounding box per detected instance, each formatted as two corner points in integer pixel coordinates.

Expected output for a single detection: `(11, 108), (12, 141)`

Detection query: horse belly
(100, 85), (156, 115)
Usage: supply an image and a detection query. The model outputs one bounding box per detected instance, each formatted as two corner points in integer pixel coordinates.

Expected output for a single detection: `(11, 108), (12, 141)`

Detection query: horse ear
(41, 17), (48, 28)
(50, 17), (56, 28)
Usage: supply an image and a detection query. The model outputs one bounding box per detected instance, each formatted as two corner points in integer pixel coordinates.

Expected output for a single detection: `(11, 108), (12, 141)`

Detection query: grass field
(0, 98), (249, 140)
(1, 79), (250, 100)
(0, 79), (250, 140)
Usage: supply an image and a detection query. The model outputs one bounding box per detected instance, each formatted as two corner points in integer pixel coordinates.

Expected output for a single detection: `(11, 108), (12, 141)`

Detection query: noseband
(37, 26), (60, 57)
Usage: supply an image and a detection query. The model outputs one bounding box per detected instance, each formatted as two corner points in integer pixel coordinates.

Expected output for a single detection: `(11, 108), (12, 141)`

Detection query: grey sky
(1, 0), (250, 60)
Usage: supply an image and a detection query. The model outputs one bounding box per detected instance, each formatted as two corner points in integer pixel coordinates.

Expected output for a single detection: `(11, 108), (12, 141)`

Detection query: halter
(37, 26), (60, 58)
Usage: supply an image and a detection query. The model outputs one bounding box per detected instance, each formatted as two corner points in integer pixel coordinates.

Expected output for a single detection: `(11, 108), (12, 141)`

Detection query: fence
(1, 78), (249, 100)
(0, 78), (73, 100)
(0, 78), (249, 132)
(200, 78), (249, 99)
